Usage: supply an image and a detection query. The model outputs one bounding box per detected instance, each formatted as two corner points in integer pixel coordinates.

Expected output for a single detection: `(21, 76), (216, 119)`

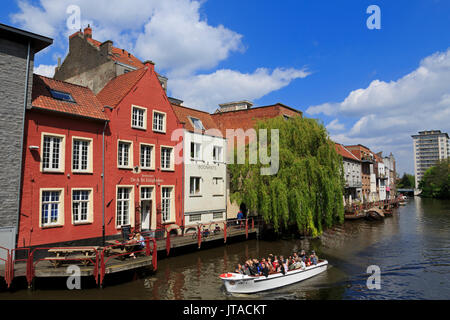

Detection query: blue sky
(2, 0), (450, 175)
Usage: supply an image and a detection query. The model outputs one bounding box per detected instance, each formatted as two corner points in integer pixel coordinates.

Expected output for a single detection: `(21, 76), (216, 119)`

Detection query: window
(213, 177), (224, 195)
(72, 138), (91, 172)
(72, 190), (91, 224)
(140, 144), (153, 169)
(153, 111), (166, 133)
(190, 177), (201, 196)
(141, 187), (153, 200)
(118, 141), (132, 168)
(189, 214), (201, 222)
(213, 146), (222, 162)
(42, 135), (64, 172)
(132, 106), (146, 129)
(161, 146), (173, 170)
(190, 117), (205, 130)
(117, 187), (131, 227)
(161, 187), (173, 222)
(41, 190), (63, 227)
(190, 142), (201, 160)
(213, 212), (224, 220)
(49, 89), (75, 103)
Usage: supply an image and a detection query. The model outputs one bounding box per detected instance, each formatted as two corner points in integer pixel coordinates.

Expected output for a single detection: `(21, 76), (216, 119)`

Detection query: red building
(97, 61), (184, 236)
(18, 75), (108, 247)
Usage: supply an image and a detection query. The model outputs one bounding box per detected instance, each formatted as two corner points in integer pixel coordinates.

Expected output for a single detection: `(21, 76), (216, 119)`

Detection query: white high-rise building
(412, 130), (450, 188)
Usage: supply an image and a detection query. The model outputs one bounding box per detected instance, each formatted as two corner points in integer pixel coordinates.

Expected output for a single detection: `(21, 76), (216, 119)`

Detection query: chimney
(84, 24), (92, 39)
(100, 40), (113, 56)
(218, 101), (253, 113)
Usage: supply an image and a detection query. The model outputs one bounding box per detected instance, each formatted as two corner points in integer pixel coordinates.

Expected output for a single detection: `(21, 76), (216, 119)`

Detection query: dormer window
(49, 89), (75, 103)
(190, 117), (204, 130)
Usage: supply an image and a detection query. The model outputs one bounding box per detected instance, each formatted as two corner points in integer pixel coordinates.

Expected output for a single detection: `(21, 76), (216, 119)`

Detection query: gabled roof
(97, 67), (148, 107)
(335, 143), (360, 162)
(171, 104), (222, 137)
(86, 37), (144, 69)
(31, 74), (108, 121)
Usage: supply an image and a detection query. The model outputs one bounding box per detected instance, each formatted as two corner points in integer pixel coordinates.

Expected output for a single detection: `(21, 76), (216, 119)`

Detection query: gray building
(412, 130), (449, 188)
(0, 24), (52, 255)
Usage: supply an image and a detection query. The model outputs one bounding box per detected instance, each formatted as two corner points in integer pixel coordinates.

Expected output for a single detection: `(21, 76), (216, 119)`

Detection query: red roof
(97, 67), (148, 107)
(335, 143), (360, 161)
(87, 38), (144, 69)
(31, 74), (108, 121)
(171, 104), (222, 137)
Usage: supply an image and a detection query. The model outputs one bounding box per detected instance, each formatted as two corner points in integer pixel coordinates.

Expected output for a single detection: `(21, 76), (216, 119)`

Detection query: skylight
(190, 117), (205, 130)
(49, 89), (75, 103)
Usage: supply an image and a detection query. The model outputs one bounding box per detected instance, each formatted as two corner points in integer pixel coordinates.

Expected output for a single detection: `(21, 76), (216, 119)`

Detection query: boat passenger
(299, 249), (306, 261)
(261, 262), (269, 277)
(244, 262), (252, 276)
(310, 251), (318, 265)
(305, 256), (311, 267)
(288, 259), (296, 271)
(235, 264), (244, 274)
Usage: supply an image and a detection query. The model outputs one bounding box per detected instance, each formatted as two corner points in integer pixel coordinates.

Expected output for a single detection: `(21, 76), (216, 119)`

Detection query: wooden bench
(43, 254), (97, 268)
(45, 247), (99, 268)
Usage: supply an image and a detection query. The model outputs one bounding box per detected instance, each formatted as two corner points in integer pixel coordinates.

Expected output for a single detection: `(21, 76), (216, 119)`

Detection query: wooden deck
(0, 226), (256, 285)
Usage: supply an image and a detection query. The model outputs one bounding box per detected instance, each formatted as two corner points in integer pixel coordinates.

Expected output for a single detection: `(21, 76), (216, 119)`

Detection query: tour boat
(219, 260), (328, 294)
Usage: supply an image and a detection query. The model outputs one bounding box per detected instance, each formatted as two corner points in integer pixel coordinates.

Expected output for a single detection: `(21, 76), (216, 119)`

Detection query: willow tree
(228, 115), (345, 237)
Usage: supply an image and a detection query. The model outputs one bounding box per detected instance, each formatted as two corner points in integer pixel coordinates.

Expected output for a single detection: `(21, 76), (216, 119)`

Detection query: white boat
(219, 260), (328, 294)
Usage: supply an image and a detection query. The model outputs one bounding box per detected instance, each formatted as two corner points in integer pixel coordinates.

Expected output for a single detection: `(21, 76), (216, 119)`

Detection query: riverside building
(412, 130), (450, 188)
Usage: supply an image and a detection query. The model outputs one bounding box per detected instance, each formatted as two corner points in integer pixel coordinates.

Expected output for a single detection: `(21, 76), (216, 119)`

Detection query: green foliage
(397, 173), (415, 189)
(229, 116), (345, 236)
(419, 159), (450, 199)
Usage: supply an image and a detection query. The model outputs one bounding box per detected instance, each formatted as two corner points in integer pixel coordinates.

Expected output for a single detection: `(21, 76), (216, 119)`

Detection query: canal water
(1, 197), (449, 300)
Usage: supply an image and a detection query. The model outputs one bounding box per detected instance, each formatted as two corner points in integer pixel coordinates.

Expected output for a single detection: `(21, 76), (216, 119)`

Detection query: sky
(1, 0), (449, 175)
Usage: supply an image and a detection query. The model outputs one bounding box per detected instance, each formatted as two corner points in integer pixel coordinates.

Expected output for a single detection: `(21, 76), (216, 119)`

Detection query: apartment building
(412, 130), (449, 188)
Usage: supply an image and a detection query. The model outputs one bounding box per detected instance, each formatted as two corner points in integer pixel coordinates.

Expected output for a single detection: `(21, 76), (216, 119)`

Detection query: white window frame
(152, 110), (166, 133)
(39, 188), (64, 228)
(131, 105), (147, 130)
(72, 137), (93, 173)
(140, 143), (155, 170)
(190, 142), (201, 161)
(116, 186), (135, 228)
(160, 145), (174, 171)
(161, 186), (175, 223)
(71, 188), (93, 225)
(117, 140), (133, 169)
(41, 133), (65, 173)
(213, 146), (222, 162)
(212, 177), (224, 196)
(189, 214), (202, 223)
(189, 176), (202, 196)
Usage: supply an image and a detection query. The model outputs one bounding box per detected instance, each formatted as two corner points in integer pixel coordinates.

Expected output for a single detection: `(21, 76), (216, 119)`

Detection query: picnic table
(43, 247), (99, 268)
(104, 240), (145, 260)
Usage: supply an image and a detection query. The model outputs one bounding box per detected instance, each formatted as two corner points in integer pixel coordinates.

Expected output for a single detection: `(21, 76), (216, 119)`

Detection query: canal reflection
(1, 198), (449, 300)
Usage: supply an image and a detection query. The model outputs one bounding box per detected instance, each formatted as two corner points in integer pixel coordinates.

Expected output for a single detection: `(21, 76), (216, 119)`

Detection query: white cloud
(134, 0), (244, 77)
(169, 67), (310, 112)
(34, 64), (56, 77)
(326, 118), (345, 132)
(306, 49), (450, 174)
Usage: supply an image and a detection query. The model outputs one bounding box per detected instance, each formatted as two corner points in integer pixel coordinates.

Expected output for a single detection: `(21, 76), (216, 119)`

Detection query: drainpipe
(101, 120), (109, 246)
(15, 41), (31, 247)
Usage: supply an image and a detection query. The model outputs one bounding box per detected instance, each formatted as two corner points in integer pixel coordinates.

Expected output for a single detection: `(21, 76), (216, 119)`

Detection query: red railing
(0, 246), (10, 288)
(99, 236), (156, 286)
(10, 247), (30, 288)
